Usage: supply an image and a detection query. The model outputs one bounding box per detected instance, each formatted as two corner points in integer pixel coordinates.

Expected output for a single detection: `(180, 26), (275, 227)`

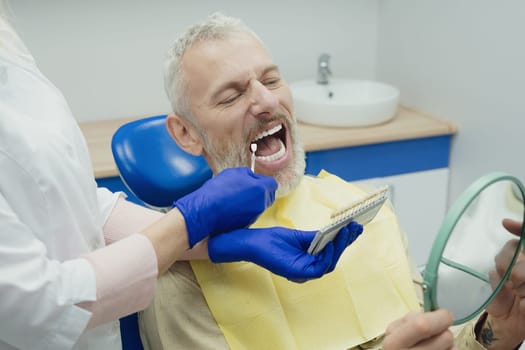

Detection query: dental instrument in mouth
(250, 143), (257, 172)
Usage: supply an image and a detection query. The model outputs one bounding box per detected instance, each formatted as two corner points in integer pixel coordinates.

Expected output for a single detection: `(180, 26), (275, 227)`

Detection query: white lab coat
(0, 18), (122, 349)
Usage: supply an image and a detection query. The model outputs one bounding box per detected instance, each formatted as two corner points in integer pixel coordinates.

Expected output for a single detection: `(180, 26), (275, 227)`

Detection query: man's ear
(165, 114), (204, 156)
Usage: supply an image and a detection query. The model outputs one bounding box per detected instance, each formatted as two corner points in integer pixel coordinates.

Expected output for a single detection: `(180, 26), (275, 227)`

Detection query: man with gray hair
(139, 13), (525, 350)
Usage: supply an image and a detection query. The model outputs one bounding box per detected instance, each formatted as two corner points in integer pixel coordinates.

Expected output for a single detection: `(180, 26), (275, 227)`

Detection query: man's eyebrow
(261, 64), (280, 76)
(210, 80), (244, 102)
(210, 64), (281, 102)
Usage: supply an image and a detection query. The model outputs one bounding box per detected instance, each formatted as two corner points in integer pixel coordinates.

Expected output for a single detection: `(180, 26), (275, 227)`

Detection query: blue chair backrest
(111, 114), (212, 209)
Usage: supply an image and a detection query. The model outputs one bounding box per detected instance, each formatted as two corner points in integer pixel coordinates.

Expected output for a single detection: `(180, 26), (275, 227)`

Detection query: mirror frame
(422, 172), (525, 325)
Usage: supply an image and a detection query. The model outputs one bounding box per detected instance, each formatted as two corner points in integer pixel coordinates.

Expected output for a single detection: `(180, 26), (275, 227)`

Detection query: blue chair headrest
(111, 115), (212, 209)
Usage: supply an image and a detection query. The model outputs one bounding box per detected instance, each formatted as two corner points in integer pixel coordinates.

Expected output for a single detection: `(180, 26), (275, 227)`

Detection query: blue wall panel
(305, 135), (451, 181)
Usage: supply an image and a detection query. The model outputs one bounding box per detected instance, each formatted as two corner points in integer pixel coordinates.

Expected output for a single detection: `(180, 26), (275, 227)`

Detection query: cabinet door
(357, 168), (449, 268)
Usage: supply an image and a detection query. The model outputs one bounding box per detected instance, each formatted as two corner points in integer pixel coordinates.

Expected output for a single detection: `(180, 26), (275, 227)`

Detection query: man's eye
(263, 78), (280, 86)
(220, 94), (241, 105)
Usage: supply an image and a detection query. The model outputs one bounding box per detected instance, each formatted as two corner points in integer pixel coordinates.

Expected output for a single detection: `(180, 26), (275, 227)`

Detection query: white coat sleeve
(0, 192), (97, 350)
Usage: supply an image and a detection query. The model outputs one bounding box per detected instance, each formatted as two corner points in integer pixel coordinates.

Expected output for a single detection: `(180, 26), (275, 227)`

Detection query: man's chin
(275, 185), (293, 199)
(274, 149), (306, 198)
(275, 172), (303, 199)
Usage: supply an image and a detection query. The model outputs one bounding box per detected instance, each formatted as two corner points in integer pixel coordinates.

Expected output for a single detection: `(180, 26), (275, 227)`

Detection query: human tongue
(255, 136), (282, 156)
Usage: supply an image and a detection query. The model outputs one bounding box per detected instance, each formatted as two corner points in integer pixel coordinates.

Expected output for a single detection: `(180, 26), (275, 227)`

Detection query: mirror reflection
(427, 178), (524, 323)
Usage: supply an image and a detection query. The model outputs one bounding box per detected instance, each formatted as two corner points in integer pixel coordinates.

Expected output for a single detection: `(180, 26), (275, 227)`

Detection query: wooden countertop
(79, 106), (457, 179)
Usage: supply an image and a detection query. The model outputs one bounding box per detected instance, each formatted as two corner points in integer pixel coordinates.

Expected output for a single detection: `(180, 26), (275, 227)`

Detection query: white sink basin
(290, 79), (400, 127)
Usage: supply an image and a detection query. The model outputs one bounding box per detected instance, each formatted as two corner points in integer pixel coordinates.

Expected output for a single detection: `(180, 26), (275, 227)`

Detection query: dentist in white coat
(0, 8), (355, 349)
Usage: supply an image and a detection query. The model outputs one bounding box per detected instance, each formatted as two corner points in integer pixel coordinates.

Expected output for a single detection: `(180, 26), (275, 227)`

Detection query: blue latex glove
(208, 221), (363, 281)
(174, 167), (278, 248)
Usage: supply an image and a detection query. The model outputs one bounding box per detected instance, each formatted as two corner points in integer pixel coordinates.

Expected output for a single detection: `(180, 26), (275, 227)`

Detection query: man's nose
(248, 80), (279, 117)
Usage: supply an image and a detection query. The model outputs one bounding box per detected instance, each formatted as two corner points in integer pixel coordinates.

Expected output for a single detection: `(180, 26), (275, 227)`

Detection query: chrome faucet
(317, 53), (331, 85)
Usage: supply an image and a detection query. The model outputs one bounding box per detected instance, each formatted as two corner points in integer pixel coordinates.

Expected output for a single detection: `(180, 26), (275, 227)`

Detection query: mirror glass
(423, 175), (525, 324)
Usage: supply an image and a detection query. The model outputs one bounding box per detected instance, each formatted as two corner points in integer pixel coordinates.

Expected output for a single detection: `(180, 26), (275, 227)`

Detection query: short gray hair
(164, 13), (261, 124)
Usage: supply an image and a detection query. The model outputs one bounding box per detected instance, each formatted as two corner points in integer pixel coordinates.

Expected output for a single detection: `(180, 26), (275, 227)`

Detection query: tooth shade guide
(330, 186), (389, 219)
(307, 186), (389, 254)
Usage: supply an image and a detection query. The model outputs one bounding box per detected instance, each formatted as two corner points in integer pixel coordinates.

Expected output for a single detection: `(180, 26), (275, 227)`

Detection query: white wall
(10, 0), (524, 219)
(9, 0), (378, 122)
(376, 0), (525, 203)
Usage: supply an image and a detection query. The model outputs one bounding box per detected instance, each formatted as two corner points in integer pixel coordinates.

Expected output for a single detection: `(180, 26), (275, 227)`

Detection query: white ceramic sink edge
(290, 79), (400, 127)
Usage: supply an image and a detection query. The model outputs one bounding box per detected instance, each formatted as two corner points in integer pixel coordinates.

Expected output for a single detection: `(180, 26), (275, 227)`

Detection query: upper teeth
(253, 124), (282, 141)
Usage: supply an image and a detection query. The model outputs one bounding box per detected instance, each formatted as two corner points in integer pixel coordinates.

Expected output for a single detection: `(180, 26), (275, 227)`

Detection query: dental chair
(111, 114), (212, 210)
(111, 114), (212, 350)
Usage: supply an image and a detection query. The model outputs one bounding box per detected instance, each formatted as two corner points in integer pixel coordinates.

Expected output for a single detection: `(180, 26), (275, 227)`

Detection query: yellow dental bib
(190, 171), (420, 350)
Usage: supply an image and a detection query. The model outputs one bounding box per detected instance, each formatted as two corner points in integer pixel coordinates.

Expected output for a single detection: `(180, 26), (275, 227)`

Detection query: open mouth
(250, 123), (287, 163)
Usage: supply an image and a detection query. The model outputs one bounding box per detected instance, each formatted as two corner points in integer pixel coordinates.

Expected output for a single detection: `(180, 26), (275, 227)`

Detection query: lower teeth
(256, 139), (285, 162)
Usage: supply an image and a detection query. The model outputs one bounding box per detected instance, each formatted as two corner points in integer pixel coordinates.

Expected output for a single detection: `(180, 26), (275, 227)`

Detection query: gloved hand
(174, 167), (278, 248)
(208, 221), (363, 281)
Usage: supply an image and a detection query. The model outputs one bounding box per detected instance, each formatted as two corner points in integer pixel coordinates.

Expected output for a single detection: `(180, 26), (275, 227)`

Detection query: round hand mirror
(422, 172), (525, 325)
